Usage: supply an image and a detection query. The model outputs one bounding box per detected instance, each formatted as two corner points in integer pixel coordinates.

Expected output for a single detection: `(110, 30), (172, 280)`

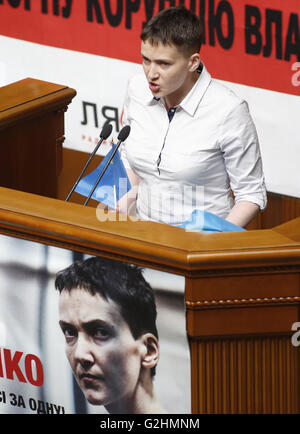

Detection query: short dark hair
(141, 6), (203, 56)
(55, 256), (158, 376)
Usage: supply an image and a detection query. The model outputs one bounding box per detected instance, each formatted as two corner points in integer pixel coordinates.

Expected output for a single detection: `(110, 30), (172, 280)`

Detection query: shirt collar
(179, 63), (211, 116)
(145, 63), (212, 116)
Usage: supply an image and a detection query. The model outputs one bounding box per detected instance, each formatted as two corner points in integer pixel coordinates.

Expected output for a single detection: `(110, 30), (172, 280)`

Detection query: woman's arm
(219, 102), (267, 226)
(226, 200), (259, 227)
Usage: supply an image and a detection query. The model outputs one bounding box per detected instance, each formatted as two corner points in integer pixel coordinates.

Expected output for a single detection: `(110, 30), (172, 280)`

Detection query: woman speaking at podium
(118, 6), (267, 229)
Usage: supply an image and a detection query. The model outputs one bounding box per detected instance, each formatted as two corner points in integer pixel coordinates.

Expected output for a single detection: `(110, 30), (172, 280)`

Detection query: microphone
(83, 125), (131, 207)
(65, 123), (113, 202)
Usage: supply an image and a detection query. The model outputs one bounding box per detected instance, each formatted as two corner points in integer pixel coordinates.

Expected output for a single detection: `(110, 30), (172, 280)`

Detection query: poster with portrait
(0, 233), (190, 415)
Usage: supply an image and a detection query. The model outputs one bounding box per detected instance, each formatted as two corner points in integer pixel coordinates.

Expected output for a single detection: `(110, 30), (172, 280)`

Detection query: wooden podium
(0, 78), (76, 198)
(0, 187), (299, 414)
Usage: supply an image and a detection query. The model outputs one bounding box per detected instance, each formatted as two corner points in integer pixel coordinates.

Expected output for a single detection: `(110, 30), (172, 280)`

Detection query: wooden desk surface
(0, 186), (299, 275)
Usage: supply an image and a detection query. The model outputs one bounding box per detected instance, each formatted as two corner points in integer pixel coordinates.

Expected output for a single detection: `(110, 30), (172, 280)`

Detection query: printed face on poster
(0, 234), (190, 414)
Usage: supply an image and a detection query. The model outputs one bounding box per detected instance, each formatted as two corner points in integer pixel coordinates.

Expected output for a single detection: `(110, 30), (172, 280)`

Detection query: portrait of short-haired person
(118, 6), (267, 228)
(55, 256), (165, 414)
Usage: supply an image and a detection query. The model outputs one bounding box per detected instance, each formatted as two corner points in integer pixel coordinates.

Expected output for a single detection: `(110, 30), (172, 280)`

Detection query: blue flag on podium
(75, 145), (131, 209)
(177, 210), (246, 233)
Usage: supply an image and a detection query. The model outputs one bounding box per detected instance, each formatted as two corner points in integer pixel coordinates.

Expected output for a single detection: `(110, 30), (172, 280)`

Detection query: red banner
(0, 0), (299, 95)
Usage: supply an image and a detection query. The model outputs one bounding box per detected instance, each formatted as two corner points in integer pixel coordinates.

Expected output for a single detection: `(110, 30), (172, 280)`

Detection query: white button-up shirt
(121, 64), (267, 225)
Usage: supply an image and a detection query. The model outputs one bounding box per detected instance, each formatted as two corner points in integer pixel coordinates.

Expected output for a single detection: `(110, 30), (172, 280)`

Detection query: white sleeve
(219, 101), (267, 211)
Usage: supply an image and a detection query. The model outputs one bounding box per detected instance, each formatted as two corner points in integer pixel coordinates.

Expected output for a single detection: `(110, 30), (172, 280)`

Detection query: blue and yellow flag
(177, 210), (246, 232)
(75, 145), (131, 209)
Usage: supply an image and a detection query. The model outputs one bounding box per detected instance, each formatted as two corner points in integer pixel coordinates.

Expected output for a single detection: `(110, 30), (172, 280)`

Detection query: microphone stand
(83, 125), (131, 207)
(65, 123), (113, 202)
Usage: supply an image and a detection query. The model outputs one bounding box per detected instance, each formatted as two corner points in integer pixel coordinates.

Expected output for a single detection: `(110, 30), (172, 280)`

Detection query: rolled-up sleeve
(219, 101), (267, 211)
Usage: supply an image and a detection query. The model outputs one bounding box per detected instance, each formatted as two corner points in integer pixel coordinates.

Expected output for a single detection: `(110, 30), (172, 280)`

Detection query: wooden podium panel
(0, 78), (76, 198)
(0, 187), (299, 414)
(186, 274), (300, 413)
(184, 218), (300, 413)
